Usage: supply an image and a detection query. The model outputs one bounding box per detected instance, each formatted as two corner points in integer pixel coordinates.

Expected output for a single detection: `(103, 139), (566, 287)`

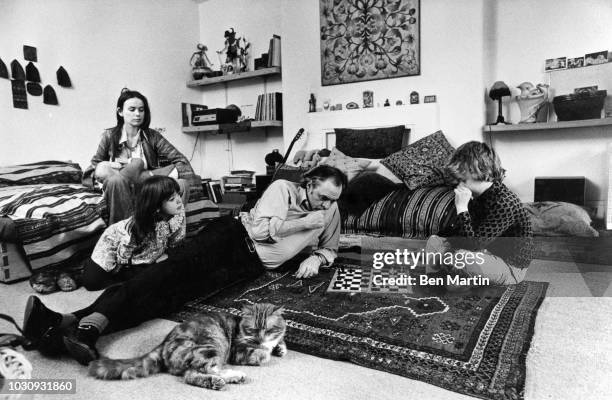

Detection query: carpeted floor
(1, 255), (611, 399)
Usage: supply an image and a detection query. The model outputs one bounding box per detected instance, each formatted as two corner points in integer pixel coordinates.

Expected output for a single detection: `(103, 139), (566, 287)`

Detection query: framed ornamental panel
(319, 0), (420, 86)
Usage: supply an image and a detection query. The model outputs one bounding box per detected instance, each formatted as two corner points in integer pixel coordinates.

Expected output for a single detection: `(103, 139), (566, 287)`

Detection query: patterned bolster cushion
(342, 186), (456, 239)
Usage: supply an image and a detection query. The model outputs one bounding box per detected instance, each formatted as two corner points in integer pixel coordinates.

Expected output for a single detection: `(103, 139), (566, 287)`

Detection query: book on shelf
(223, 176), (253, 185)
(230, 170), (255, 177)
(255, 92), (282, 121)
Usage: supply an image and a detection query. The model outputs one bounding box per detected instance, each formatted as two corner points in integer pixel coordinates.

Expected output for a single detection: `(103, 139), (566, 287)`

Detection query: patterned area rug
(170, 263), (548, 400)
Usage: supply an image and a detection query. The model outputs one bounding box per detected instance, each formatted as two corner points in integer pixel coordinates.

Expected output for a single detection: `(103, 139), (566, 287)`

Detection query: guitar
(281, 128), (305, 165)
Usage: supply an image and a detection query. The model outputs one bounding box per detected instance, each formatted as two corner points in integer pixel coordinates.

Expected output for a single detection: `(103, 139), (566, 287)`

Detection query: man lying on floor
(22, 165), (347, 365)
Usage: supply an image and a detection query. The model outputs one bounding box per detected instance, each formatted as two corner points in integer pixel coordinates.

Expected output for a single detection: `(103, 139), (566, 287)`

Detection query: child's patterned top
(91, 210), (186, 272)
(456, 181), (534, 269)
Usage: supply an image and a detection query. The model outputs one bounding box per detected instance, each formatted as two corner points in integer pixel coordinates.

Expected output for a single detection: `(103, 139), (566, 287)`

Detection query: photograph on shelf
(424, 95), (437, 103)
(585, 50), (608, 66)
(545, 57), (566, 71)
(567, 57), (584, 69)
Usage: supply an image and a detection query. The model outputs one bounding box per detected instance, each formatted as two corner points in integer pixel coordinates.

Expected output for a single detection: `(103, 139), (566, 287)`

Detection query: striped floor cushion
(342, 186), (456, 238)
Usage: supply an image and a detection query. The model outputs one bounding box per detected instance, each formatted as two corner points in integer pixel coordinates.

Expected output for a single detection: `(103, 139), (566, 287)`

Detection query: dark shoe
(63, 325), (100, 365)
(22, 296), (66, 355)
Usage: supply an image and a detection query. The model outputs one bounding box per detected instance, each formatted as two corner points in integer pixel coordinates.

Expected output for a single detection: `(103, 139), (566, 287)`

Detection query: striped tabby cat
(89, 303), (286, 390)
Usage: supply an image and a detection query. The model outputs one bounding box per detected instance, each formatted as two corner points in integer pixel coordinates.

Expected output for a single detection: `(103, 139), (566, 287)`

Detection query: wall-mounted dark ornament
(56, 66), (72, 87)
(23, 45), (37, 62)
(11, 79), (28, 109)
(0, 58), (8, 79)
(25, 62), (41, 82)
(27, 82), (43, 96)
(11, 60), (25, 80)
(43, 85), (58, 105)
(410, 91), (419, 104)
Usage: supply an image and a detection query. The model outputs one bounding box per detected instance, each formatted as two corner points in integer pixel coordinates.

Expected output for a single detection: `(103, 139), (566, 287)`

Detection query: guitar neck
(281, 128), (304, 165)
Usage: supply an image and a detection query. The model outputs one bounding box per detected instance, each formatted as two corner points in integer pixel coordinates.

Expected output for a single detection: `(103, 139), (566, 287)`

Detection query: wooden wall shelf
(182, 120), (282, 134)
(186, 67), (281, 88)
(484, 118), (612, 132)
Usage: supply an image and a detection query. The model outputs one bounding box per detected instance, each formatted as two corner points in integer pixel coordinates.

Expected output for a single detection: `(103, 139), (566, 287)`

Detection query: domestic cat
(88, 303), (287, 390)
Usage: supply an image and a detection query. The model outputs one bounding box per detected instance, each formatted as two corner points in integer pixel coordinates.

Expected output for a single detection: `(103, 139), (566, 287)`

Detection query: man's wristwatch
(313, 253), (327, 266)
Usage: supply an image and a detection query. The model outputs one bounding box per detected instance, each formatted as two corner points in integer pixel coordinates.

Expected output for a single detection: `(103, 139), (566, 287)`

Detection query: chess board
(327, 263), (414, 294)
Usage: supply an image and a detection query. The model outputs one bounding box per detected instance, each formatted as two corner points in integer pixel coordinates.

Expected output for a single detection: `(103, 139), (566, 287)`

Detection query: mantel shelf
(484, 118), (612, 132)
(186, 67), (281, 87)
(182, 120), (282, 134)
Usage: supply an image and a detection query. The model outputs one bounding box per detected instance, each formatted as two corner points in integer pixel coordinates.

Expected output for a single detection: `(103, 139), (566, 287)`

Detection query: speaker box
(534, 176), (586, 206)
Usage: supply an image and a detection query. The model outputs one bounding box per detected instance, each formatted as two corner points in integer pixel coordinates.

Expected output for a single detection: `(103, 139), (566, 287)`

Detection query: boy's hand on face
(454, 183), (472, 214)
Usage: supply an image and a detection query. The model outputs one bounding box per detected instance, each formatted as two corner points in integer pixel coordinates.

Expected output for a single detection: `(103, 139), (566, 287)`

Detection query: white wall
(0, 0), (201, 170)
(486, 0), (612, 214)
(282, 0), (487, 151)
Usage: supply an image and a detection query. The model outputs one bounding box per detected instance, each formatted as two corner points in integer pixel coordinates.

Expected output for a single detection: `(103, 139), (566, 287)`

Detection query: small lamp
(489, 81), (512, 125)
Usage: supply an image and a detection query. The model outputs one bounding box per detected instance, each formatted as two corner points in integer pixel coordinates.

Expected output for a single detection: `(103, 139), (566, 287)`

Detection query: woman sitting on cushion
(425, 141), (534, 289)
(84, 88), (193, 224)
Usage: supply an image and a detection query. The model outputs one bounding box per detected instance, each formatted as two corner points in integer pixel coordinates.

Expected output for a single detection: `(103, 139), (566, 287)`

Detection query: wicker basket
(553, 90), (607, 121)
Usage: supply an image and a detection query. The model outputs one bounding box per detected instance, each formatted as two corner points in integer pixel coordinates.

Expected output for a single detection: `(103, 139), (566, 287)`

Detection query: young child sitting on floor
(82, 175), (186, 291)
(425, 141), (534, 289)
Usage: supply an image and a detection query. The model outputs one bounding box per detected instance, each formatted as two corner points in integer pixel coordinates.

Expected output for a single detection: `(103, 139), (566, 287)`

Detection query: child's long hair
(446, 141), (506, 182)
(130, 175), (180, 243)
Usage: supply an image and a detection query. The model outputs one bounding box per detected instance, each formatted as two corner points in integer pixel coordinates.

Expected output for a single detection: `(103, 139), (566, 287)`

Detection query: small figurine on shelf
(189, 44), (214, 80)
(309, 93), (316, 112)
(216, 28), (250, 74)
(516, 82), (549, 123)
(237, 37), (251, 72)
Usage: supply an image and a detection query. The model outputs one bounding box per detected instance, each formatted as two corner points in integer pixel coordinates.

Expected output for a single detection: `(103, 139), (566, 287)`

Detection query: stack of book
(255, 92), (282, 121)
(221, 170), (257, 203)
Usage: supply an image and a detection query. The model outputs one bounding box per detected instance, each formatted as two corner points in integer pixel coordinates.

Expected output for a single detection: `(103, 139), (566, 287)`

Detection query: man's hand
(109, 161), (124, 169)
(454, 183), (472, 214)
(156, 253), (168, 263)
(295, 255), (322, 279)
(302, 210), (326, 230)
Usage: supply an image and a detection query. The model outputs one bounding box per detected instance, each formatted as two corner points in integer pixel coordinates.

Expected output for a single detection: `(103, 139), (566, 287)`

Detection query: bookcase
(183, 67), (283, 135)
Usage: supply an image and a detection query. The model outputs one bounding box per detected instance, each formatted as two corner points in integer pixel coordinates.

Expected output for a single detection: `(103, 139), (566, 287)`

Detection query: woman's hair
(111, 89), (152, 155)
(130, 175), (180, 243)
(446, 141), (506, 182)
(300, 165), (348, 190)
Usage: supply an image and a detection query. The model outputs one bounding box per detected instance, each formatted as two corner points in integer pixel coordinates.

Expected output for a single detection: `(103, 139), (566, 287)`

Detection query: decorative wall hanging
(25, 62), (40, 82)
(10, 60), (25, 80)
(319, 0), (420, 86)
(0, 58), (8, 79)
(23, 45), (37, 62)
(43, 85), (58, 105)
(56, 66), (72, 87)
(27, 82), (42, 96)
(11, 80), (28, 109)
